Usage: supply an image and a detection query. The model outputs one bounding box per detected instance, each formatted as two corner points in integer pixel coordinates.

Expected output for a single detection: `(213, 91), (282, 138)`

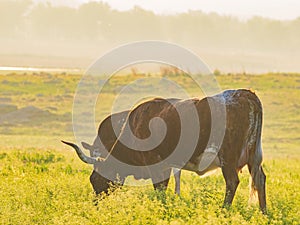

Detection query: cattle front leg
(151, 168), (172, 192)
(222, 167), (240, 207)
(152, 178), (170, 191)
(173, 168), (181, 195)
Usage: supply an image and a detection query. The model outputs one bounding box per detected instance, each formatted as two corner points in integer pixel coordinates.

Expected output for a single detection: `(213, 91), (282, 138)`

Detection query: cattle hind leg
(222, 166), (240, 208)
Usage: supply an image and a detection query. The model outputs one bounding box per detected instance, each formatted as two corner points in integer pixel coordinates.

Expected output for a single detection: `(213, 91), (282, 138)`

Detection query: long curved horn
(61, 140), (105, 164)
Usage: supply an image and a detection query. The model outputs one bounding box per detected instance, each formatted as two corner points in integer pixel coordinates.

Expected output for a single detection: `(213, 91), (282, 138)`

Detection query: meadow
(0, 71), (299, 224)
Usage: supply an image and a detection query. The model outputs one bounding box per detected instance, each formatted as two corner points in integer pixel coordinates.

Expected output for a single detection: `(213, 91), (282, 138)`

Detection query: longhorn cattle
(80, 109), (182, 195)
(63, 89), (266, 213)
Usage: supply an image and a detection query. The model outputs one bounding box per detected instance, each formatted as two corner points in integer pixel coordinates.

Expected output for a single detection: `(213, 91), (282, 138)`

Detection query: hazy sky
(43, 0), (300, 20)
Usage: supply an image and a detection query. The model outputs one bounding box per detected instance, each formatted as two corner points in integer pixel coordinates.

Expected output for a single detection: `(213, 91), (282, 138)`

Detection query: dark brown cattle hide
(62, 89), (266, 213)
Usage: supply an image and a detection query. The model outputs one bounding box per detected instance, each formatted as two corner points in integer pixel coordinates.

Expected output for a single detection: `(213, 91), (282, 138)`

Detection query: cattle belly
(182, 150), (221, 175)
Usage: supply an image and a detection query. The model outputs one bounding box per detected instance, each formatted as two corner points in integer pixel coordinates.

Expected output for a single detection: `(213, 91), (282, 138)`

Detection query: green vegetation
(0, 72), (299, 224)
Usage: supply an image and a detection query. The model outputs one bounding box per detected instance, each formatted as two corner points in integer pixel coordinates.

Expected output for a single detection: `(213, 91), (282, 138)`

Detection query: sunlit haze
(1, 0), (300, 72)
(44, 0), (300, 20)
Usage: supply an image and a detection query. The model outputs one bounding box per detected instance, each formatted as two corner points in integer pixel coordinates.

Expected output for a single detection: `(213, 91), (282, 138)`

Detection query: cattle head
(81, 140), (120, 195)
(64, 111), (130, 195)
(61, 140), (120, 194)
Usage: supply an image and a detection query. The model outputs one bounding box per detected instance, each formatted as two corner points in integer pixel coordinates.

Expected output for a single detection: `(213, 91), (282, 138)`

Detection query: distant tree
(1, 1), (300, 57)
(0, 0), (32, 38)
(28, 3), (78, 40)
(77, 1), (111, 40)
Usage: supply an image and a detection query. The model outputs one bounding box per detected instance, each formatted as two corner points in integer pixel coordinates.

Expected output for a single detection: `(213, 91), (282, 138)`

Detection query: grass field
(0, 71), (299, 224)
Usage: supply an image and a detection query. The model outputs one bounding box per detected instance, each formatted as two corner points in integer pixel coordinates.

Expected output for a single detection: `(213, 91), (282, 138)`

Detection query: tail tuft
(249, 176), (258, 204)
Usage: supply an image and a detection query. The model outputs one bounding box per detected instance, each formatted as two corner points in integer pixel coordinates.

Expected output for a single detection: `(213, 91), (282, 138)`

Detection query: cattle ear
(82, 141), (93, 150)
